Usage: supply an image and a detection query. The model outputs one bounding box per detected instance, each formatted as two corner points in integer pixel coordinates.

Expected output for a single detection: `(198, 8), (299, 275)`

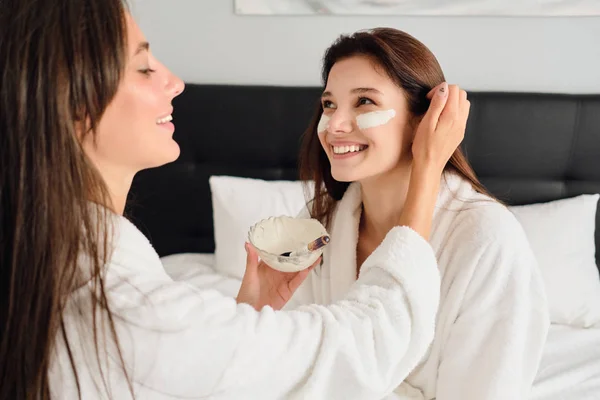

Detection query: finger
(244, 242), (259, 274)
(426, 88), (435, 100)
(453, 89), (469, 130)
(450, 92), (469, 149)
(463, 100), (471, 122)
(438, 84), (460, 128)
(445, 85), (460, 115)
(288, 257), (320, 293)
(421, 82), (449, 131)
(459, 89), (470, 119)
(425, 82), (446, 100)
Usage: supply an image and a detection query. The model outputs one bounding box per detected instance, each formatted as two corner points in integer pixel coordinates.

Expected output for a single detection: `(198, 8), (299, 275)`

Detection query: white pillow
(509, 194), (600, 328)
(209, 176), (310, 279)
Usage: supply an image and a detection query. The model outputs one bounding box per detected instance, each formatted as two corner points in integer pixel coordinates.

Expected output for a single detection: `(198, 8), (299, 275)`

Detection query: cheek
(363, 123), (402, 147)
(318, 132), (329, 152)
(123, 80), (161, 121)
(317, 114), (330, 134)
(107, 82), (161, 138)
(364, 122), (412, 160)
(92, 89), (156, 157)
(96, 101), (129, 147)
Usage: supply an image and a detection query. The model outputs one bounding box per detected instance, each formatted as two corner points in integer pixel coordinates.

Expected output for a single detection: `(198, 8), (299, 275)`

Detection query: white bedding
(532, 324), (600, 400)
(160, 253), (600, 400)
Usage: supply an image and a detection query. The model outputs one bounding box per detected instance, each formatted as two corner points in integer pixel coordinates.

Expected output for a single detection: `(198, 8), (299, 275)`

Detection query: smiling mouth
(156, 115), (173, 125)
(331, 144), (368, 155)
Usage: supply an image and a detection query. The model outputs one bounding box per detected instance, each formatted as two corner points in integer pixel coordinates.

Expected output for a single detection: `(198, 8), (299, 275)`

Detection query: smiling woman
(0, 0), (185, 397)
(290, 27), (549, 400)
(83, 15), (184, 214)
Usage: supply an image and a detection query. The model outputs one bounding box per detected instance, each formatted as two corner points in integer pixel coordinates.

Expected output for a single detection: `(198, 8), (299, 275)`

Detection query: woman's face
(84, 14), (185, 179)
(318, 55), (415, 183)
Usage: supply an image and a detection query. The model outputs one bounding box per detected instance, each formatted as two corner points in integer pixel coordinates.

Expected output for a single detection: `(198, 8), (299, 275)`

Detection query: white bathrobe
(287, 173), (550, 400)
(49, 211), (441, 399)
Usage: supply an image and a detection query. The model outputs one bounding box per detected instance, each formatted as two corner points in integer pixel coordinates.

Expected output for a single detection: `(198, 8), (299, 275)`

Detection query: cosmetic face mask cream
(317, 114), (330, 133)
(248, 216), (329, 273)
(356, 109), (396, 130)
(317, 109), (396, 133)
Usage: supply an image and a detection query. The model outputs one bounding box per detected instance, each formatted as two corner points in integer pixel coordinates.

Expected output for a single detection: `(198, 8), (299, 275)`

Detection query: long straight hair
(299, 28), (493, 227)
(0, 0), (133, 398)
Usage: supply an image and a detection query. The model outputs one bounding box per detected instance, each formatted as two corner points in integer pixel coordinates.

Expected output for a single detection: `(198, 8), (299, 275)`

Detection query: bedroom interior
(127, 1), (600, 399)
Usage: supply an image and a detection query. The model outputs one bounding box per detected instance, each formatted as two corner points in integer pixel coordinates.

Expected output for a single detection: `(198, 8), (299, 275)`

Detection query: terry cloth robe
(49, 211), (441, 400)
(287, 173), (550, 400)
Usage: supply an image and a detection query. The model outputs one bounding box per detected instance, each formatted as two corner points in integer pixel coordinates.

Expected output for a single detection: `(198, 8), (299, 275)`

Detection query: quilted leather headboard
(127, 85), (600, 270)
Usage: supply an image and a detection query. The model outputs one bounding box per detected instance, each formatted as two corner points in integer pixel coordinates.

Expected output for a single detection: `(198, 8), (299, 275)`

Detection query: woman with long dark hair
(0, 1), (468, 399)
(290, 28), (549, 399)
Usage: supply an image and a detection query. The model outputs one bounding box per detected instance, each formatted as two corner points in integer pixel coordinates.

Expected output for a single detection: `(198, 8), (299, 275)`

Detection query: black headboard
(127, 84), (600, 270)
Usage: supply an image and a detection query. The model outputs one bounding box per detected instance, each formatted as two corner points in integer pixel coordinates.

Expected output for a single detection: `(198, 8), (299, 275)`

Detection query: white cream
(356, 109), (396, 130)
(317, 114), (330, 133)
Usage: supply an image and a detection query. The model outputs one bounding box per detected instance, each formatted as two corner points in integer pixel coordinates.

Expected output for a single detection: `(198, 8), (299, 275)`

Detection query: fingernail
(438, 82), (448, 96)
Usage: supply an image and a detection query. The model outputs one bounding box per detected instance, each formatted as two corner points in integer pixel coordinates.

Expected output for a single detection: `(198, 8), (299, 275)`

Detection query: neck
(359, 162), (413, 243)
(97, 164), (134, 215)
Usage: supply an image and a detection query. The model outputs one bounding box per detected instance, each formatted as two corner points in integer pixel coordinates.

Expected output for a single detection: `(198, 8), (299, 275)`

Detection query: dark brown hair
(299, 28), (491, 227)
(0, 0), (133, 398)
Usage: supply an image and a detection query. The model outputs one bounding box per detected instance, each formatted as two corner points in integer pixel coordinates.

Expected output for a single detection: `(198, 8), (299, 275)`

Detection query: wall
(134, 0), (600, 93)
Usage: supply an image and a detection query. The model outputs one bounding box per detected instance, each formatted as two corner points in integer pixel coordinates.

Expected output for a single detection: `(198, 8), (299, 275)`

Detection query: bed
(126, 84), (600, 399)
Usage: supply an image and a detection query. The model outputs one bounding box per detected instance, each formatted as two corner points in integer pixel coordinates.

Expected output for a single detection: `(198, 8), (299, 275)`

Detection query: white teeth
(332, 145), (366, 154)
(156, 115), (173, 124)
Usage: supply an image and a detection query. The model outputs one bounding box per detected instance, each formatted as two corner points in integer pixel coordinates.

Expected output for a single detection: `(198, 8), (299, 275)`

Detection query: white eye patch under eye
(356, 109), (396, 130)
(317, 114), (331, 133)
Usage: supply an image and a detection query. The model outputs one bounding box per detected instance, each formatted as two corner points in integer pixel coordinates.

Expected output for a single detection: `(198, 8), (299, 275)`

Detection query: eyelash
(139, 68), (156, 75)
(357, 97), (375, 106)
(322, 97), (376, 109)
(322, 100), (334, 109)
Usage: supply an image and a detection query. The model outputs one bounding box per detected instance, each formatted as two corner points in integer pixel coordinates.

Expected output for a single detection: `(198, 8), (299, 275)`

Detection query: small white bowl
(248, 216), (329, 273)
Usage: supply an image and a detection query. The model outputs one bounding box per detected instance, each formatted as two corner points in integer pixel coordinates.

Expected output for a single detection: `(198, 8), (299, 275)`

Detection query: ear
(406, 115), (422, 144)
(74, 116), (94, 144)
(410, 113), (424, 128)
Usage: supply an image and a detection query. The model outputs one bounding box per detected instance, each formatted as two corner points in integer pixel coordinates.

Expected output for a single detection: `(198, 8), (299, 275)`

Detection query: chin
(331, 167), (364, 183)
(331, 163), (392, 183)
(162, 143), (181, 164)
(148, 141), (181, 168)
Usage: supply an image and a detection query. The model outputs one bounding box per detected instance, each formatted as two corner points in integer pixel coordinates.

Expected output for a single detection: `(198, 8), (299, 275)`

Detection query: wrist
(410, 162), (444, 192)
(412, 158), (444, 179)
(398, 162), (444, 240)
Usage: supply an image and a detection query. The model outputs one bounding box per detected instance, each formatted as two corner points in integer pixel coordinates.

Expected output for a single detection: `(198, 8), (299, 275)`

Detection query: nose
(327, 109), (353, 135)
(165, 67), (185, 99)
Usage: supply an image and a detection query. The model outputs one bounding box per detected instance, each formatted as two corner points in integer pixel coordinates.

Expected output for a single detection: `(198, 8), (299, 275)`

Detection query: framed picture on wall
(234, 0), (600, 16)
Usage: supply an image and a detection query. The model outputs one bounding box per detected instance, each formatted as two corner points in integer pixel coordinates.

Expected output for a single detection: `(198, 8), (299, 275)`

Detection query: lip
(329, 144), (368, 160)
(157, 109), (174, 120)
(328, 140), (368, 146)
(158, 121), (175, 133)
(331, 149), (366, 160)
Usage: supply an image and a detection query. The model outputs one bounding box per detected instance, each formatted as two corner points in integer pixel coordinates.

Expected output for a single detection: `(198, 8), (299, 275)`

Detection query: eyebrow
(134, 42), (150, 55)
(321, 87), (383, 98)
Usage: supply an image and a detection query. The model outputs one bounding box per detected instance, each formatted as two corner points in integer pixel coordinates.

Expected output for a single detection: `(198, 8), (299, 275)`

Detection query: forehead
(326, 55), (392, 90)
(125, 14), (146, 52)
